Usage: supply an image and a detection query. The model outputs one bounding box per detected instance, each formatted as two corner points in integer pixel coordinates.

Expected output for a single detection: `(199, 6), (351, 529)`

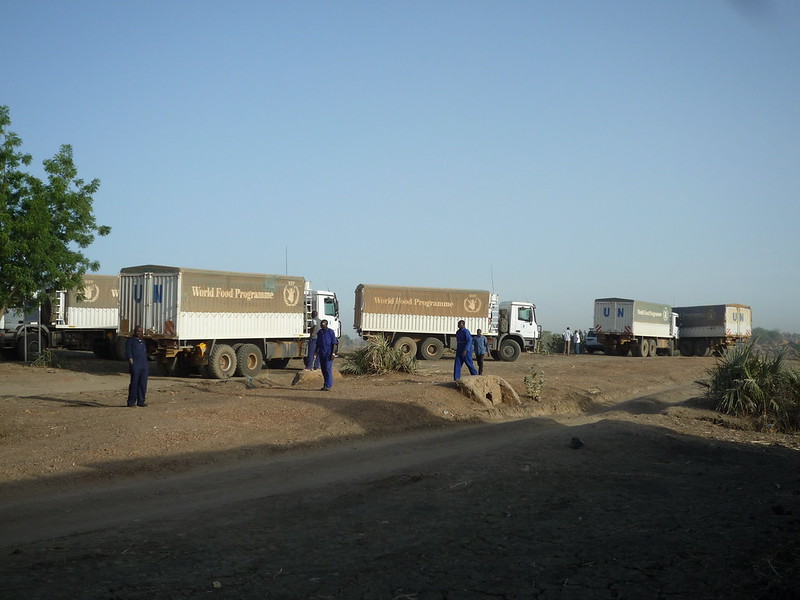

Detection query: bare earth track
(1, 351), (798, 599)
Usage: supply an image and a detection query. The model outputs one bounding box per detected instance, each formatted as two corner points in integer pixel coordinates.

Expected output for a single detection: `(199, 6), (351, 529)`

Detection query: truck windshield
(324, 296), (338, 317)
(518, 306), (533, 322)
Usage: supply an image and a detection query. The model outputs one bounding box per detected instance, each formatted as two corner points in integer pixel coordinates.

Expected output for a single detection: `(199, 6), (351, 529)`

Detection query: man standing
(126, 325), (149, 407)
(316, 319), (338, 391)
(473, 328), (489, 375)
(563, 327), (572, 355)
(306, 310), (320, 370)
(573, 328), (582, 355)
(454, 319), (479, 381)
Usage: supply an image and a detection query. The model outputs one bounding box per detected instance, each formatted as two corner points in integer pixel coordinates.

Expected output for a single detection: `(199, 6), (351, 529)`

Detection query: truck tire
(113, 336), (128, 361)
(236, 343), (263, 377)
(694, 339), (710, 357)
(490, 350), (500, 360)
(633, 339), (648, 357)
(648, 338), (657, 357)
(393, 337), (417, 358)
(17, 336), (44, 362)
(205, 344), (236, 379)
(679, 340), (694, 356)
(498, 339), (521, 362)
(418, 337), (444, 361)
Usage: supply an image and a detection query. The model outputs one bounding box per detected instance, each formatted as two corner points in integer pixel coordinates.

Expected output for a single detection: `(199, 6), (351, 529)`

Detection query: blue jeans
(307, 338), (319, 369)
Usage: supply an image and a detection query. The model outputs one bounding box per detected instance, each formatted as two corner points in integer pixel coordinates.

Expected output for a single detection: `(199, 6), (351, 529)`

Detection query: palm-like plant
(699, 343), (800, 431)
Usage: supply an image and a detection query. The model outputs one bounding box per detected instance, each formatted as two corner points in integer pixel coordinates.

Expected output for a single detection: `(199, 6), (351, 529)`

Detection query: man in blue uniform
(126, 325), (149, 407)
(473, 328), (489, 375)
(316, 319), (338, 391)
(454, 319), (478, 381)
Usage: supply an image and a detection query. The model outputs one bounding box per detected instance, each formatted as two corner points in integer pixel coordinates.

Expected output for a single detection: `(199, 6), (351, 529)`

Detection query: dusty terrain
(1, 350), (799, 599)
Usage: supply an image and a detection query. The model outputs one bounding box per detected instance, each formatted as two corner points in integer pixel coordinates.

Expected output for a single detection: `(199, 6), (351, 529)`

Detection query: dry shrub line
(339, 335), (418, 375)
(698, 343), (800, 433)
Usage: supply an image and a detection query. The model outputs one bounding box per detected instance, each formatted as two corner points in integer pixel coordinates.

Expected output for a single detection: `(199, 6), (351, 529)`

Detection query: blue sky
(3, 1), (799, 334)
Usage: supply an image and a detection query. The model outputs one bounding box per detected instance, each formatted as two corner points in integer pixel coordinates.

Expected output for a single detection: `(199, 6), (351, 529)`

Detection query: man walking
(126, 325), (149, 407)
(473, 328), (489, 375)
(454, 319), (478, 381)
(316, 319), (338, 391)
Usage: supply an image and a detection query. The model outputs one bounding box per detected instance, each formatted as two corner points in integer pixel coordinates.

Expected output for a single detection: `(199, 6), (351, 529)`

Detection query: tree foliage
(0, 105), (110, 311)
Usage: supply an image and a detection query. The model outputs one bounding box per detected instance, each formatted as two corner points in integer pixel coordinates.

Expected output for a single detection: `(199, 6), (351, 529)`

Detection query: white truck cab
(306, 288), (341, 339)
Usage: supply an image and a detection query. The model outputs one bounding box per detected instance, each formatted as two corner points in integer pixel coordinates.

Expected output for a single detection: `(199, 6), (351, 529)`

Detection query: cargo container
(354, 284), (540, 362)
(118, 265), (340, 378)
(593, 297), (678, 357)
(0, 275), (120, 360)
(674, 304), (752, 356)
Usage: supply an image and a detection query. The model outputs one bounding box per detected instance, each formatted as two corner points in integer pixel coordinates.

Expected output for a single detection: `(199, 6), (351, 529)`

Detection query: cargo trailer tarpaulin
(355, 284), (490, 320)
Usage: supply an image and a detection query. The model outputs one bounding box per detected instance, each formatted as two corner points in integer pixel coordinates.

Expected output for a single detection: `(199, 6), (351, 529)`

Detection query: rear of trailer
(674, 304), (752, 356)
(594, 298), (677, 357)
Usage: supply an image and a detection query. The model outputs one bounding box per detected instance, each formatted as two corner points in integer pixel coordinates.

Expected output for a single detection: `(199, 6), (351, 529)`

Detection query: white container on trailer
(354, 284), (539, 361)
(119, 265), (340, 378)
(594, 297), (677, 357)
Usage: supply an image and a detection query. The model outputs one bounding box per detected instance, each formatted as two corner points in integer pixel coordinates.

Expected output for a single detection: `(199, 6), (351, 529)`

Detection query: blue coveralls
(316, 327), (338, 390)
(306, 337), (320, 369)
(454, 326), (479, 381)
(126, 336), (149, 406)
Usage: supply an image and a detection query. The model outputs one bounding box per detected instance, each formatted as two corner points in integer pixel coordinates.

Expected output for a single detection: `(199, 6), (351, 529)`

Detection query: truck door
(318, 293), (341, 338)
(511, 303), (537, 343)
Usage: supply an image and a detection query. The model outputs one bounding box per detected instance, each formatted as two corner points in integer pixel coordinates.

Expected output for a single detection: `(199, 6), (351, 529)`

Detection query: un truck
(353, 284), (540, 361)
(0, 275), (120, 360)
(594, 297), (678, 357)
(674, 304), (752, 356)
(118, 265), (340, 378)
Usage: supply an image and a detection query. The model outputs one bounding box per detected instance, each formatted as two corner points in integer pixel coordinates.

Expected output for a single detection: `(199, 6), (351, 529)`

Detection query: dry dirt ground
(1, 350), (799, 599)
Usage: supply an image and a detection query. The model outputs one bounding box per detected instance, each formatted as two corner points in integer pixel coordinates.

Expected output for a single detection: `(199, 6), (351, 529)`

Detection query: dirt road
(1, 352), (798, 599)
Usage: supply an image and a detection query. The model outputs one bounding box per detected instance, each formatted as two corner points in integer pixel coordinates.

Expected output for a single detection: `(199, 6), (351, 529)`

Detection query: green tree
(0, 105), (110, 313)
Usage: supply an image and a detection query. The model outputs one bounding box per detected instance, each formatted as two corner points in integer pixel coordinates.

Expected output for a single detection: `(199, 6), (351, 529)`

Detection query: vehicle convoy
(0, 275), (120, 361)
(118, 265), (340, 378)
(593, 297), (678, 357)
(673, 304), (752, 356)
(353, 284), (541, 362)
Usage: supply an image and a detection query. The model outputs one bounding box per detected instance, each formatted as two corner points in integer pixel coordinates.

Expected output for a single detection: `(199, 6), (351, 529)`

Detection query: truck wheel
(418, 337), (444, 361)
(236, 344), (263, 377)
(633, 339), (648, 357)
(17, 336), (44, 361)
(113, 336), (128, 361)
(648, 339), (657, 357)
(694, 339), (710, 357)
(393, 337), (417, 358)
(679, 340), (694, 356)
(206, 344), (236, 379)
(498, 339), (521, 362)
(490, 350), (500, 360)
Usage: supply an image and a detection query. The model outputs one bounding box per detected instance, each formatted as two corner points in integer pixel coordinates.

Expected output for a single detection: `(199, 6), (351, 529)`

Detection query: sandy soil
(1, 350), (798, 599)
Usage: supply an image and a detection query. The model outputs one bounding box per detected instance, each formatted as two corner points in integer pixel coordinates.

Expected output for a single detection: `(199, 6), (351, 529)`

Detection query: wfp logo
(83, 283), (100, 303)
(283, 283), (301, 307)
(464, 295), (482, 314)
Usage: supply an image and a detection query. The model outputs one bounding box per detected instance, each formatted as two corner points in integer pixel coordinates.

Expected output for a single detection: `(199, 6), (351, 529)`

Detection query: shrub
(32, 348), (62, 369)
(339, 335), (418, 375)
(523, 366), (544, 401)
(698, 343), (800, 432)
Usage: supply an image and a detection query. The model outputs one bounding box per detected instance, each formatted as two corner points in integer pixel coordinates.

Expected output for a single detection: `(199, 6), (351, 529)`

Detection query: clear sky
(3, 1), (799, 334)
